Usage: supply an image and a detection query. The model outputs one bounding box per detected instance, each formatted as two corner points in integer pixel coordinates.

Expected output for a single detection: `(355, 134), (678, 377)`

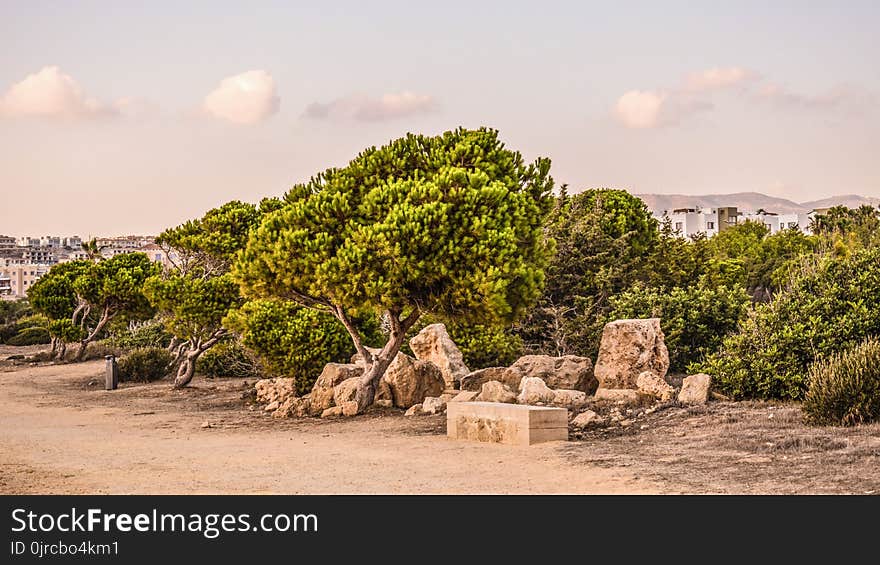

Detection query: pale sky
(1, 1), (878, 237)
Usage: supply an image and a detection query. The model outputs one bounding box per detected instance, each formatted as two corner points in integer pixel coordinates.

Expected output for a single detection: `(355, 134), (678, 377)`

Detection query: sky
(0, 0), (878, 237)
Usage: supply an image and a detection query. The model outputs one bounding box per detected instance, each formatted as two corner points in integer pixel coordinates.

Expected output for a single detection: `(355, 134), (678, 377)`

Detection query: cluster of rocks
(253, 318), (714, 422)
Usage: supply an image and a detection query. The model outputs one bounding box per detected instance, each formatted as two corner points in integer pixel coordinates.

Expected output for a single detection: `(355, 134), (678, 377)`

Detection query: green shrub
(803, 338), (880, 426)
(699, 247), (880, 400)
(608, 283), (749, 372)
(6, 326), (51, 346)
(1, 313), (48, 344)
(107, 318), (172, 350)
(196, 340), (261, 379)
(117, 347), (173, 382)
(225, 299), (377, 394)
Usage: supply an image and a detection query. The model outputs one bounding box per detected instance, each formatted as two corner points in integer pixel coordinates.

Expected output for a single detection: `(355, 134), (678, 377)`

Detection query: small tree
(235, 128), (554, 411)
(147, 200), (262, 388)
(29, 255), (157, 360)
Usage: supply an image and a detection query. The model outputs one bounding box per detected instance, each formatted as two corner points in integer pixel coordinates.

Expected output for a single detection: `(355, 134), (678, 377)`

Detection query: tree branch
(332, 305), (371, 364)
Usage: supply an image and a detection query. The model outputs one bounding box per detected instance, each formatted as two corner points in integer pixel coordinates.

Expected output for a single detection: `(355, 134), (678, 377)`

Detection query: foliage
(196, 340), (261, 379)
(144, 274), (240, 344)
(106, 317), (173, 350)
(225, 299), (374, 394)
(810, 205), (880, 248)
(6, 326), (51, 346)
(117, 347), (173, 383)
(516, 187), (659, 357)
(708, 221), (817, 300)
(0, 299), (32, 326)
(446, 322), (523, 369)
(608, 283), (749, 372)
(803, 338), (880, 426)
(27, 254), (158, 357)
(699, 247), (880, 400)
(0, 312), (46, 344)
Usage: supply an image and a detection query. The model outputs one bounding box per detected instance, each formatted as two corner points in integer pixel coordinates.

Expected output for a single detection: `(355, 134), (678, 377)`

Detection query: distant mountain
(634, 191), (880, 215)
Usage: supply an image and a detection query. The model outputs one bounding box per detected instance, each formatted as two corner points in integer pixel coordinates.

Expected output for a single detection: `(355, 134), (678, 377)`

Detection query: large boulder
(460, 367), (516, 392)
(333, 377), (361, 407)
(381, 354), (445, 409)
(517, 376), (556, 405)
(409, 323), (470, 389)
(552, 389), (589, 408)
(310, 363), (363, 416)
(504, 355), (597, 393)
(474, 380), (517, 404)
(679, 373), (712, 404)
(594, 318), (669, 390)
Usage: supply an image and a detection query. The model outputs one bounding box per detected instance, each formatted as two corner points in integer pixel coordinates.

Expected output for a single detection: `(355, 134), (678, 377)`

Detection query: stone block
(446, 401), (568, 446)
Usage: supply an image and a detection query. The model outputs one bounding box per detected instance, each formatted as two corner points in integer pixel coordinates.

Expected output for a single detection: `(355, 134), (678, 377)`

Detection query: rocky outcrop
(409, 323), (470, 389)
(636, 371), (675, 402)
(517, 376), (556, 405)
(255, 378), (297, 406)
(449, 391), (478, 403)
(594, 318), (669, 389)
(474, 381), (517, 404)
(594, 388), (652, 404)
(679, 373), (712, 404)
(460, 367), (514, 392)
(505, 355), (597, 393)
(310, 363), (363, 416)
(381, 354), (445, 409)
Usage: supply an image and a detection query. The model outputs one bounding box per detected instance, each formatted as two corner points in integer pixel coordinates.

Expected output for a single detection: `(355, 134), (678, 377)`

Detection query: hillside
(634, 192), (880, 215)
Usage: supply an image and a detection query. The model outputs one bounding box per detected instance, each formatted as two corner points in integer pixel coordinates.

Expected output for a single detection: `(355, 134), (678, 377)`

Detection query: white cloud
(685, 67), (755, 92)
(614, 90), (667, 129)
(304, 91), (437, 122)
(0, 66), (115, 119)
(203, 70), (280, 124)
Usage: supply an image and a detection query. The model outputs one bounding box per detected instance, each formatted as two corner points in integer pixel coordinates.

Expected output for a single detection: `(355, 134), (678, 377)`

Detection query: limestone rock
(594, 388), (652, 405)
(505, 355), (597, 393)
(422, 396), (447, 415)
(310, 363), (363, 416)
(460, 367), (513, 392)
(517, 376), (556, 405)
(341, 401), (360, 417)
(474, 380), (517, 404)
(636, 371), (675, 402)
(333, 377), (361, 407)
(409, 323), (470, 388)
(272, 396), (311, 418)
(571, 410), (601, 428)
(449, 391), (478, 403)
(404, 404), (424, 417)
(679, 373), (712, 404)
(594, 318), (669, 389)
(381, 354), (445, 409)
(374, 399), (393, 408)
(321, 406), (343, 418)
(552, 389), (589, 408)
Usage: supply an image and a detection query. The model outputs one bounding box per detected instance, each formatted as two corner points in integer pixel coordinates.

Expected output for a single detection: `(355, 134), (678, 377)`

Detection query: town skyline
(2, 1), (879, 235)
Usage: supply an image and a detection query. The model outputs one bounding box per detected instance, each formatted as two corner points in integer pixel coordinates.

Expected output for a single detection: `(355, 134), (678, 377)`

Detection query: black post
(105, 355), (118, 390)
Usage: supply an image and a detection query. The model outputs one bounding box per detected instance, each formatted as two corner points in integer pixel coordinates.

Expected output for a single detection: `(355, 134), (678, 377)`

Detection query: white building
(662, 206), (813, 238)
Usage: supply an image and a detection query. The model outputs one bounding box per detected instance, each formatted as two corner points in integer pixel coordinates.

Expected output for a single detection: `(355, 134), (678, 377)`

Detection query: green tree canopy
(235, 127), (554, 410)
(148, 200), (264, 387)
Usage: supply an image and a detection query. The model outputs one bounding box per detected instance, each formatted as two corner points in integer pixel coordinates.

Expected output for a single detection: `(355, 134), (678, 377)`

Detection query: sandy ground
(2, 345), (879, 494)
(0, 348), (654, 494)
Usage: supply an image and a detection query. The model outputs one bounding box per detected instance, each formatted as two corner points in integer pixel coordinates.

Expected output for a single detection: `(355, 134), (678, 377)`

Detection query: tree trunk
(173, 349), (200, 389)
(56, 342), (67, 362)
(50, 337), (58, 356)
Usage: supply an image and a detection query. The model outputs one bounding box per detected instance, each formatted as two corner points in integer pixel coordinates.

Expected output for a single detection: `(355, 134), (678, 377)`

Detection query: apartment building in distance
(0, 264), (50, 298)
(661, 206), (815, 238)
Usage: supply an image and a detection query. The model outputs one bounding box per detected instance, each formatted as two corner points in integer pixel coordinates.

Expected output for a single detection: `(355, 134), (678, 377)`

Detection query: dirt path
(0, 358), (658, 494)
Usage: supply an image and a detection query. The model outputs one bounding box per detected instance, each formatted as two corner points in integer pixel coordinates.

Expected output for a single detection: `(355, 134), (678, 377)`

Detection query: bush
(699, 247), (880, 400)
(803, 338), (880, 426)
(196, 340), (261, 379)
(68, 342), (123, 362)
(117, 347), (173, 383)
(6, 326), (51, 346)
(107, 318), (172, 350)
(1, 313), (49, 344)
(225, 299), (377, 394)
(608, 283), (749, 372)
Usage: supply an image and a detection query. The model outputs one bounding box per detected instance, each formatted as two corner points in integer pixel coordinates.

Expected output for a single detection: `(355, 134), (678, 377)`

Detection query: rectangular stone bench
(447, 402), (568, 446)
